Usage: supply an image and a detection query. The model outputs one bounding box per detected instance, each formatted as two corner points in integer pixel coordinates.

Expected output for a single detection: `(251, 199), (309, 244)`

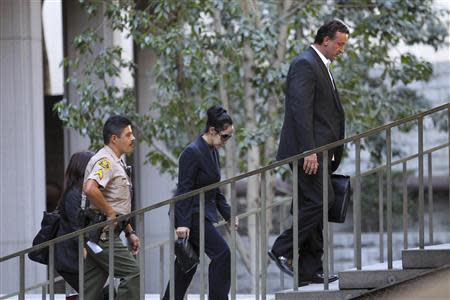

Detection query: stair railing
(1, 103), (449, 299)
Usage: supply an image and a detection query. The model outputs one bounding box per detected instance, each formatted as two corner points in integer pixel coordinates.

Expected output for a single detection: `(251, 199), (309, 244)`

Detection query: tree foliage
(56, 0), (449, 174)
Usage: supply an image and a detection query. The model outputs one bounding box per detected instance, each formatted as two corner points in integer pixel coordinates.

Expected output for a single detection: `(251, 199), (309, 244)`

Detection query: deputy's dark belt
(99, 217), (130, 241)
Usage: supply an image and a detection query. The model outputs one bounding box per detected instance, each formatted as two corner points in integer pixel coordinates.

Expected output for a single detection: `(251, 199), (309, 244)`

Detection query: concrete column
(135, 47), (174, 293)
(62, 0), (116, 158)
(0, 0), (46, 294)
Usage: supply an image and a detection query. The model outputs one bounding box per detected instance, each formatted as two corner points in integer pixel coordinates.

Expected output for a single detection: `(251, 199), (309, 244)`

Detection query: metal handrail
(1, 103), (449, 299)
(0, 276), (63, 299)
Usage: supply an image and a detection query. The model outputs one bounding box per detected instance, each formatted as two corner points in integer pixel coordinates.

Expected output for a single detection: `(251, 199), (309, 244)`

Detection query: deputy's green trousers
(84, 236), (140, 300)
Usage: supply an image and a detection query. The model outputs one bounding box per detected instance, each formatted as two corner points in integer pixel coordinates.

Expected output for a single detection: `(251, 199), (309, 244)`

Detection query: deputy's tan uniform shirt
(84, 145), (132, 215)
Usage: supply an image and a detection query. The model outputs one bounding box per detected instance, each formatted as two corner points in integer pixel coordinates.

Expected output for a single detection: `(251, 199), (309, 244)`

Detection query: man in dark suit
(268, 20), (349, 284)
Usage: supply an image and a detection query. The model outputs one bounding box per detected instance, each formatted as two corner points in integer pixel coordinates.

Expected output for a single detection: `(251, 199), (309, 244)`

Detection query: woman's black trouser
(163, 214), (230, 300)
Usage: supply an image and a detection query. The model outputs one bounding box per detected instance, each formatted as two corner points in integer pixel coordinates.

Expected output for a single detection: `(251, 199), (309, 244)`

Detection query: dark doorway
(44, 95), (65, 212)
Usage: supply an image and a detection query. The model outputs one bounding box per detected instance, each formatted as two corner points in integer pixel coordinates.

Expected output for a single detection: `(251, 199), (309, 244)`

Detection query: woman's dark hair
(314, 19), (349, 44)
(56, 151), (93, 210)
(204, 105), (233, 133)
(103, 115), (132, 144)
(63, 151), (94, 192)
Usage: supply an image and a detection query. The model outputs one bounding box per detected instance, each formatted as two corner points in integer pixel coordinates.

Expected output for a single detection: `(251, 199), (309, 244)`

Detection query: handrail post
(279, 205), (285, 288)
(329, 222), (334, 276)
(255, 209), (260, 299)
(199, 192), (206, 300)
(402, 162), (408, 249)
(292, 160), (299, 290)
(260, 172), (267, 299)
(19, 254), (25, 300)
(49, 243), (55, 300)
(378, 170), (384, 262)
(159, 245), (165, 298)
(41, 284), (47, 300)
(354, 139), (362, 270)
(108, 223), (114, 300)
(428, 152), (433, 244)
(386, 128), (393, 269)
(230, 182), (237, 300)
(448, 105), (450, 241)
(418, 117), (425, 249)
(322, 150), (329, 290)
(169, 202), (175, 300)
(78, 232), (84, 300)
(137, 213), (145, 299)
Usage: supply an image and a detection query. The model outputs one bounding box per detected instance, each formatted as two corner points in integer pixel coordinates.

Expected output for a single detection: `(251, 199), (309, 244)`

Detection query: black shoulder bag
(28, 210), (61, 264)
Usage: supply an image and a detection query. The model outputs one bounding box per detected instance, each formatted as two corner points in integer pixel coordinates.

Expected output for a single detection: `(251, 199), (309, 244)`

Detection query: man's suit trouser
(271, 161), (335, 277)
(163, 214), (231, 300)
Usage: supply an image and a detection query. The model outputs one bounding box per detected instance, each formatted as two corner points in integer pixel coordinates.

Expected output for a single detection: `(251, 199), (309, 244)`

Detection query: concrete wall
(339, 61), (450, 179)
(0, 0), (47, 294)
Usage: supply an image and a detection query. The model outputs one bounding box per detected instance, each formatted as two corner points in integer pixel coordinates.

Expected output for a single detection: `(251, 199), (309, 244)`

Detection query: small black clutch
(174, 237), (199, 273)
(329, 174), (351, 223)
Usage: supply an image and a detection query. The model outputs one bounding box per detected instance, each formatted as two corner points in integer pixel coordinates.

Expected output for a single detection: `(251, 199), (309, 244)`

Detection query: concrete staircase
(275, 243), (450, 299)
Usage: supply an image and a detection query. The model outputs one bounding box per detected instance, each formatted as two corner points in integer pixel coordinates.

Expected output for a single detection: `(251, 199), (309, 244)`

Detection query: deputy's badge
(95, 169), (103, 180)
(98, 158), (111, 170)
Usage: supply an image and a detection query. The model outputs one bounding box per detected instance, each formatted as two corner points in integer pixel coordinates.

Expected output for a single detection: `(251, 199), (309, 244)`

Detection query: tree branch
(133, 124), (178, 165)
(276, 0), (313, 24)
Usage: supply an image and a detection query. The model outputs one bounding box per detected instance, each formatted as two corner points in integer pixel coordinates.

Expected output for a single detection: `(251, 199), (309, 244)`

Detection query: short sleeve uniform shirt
(84, 145), (132, 215)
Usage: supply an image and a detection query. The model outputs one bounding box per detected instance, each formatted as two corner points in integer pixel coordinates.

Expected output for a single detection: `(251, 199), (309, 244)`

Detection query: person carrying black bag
(162, 105), (238, 300)
(29, 152), (93, 292)
(55, 151), (94, 292)
(268, 20), (350, 284)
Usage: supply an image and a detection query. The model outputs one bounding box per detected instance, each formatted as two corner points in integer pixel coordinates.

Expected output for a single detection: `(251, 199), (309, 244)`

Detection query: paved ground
(2, 295), (277, 300)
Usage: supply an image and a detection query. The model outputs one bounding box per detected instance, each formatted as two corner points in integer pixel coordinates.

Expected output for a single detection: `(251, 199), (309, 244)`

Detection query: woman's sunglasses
(219, 133), (232, 141)
(215, 129), (233, 141)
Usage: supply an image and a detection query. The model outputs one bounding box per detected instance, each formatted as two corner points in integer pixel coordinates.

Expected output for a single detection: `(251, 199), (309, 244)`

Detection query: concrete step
(402, 243), (450, 269)
(338, 259), (428, 289)
(352, 265), (450, 299)
(275, 243), (450, 299)
(274, 279), (367, 300)
(339, 269), (427, 289)
(275, 289), (367, 300)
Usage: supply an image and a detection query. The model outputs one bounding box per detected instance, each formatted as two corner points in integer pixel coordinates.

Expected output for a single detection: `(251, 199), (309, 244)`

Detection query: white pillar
(0, 0), (47, 294)
(135, 47), (174, 293)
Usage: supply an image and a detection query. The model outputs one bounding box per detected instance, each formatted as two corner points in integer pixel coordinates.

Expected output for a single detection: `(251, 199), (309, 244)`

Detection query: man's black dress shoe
(268, 250), (293, 277)
(301, 273), (338, 284)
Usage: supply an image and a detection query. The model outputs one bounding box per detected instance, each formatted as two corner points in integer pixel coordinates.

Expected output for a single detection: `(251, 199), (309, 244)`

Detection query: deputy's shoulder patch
(95, 169), (104, 180)
(98, 158), (111, 170)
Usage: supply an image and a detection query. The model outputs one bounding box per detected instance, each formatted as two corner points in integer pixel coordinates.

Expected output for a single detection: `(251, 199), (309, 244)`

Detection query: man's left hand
(127, 234), (140, 255)
(303, 153), (319, 175)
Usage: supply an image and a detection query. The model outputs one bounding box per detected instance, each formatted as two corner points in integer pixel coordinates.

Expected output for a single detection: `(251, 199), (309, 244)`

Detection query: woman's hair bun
(205, 105), (233, 132)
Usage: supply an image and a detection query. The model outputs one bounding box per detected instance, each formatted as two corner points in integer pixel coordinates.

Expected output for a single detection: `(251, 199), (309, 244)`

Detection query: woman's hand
(229, 216), (239, 230)
(176, 226), (190, 238)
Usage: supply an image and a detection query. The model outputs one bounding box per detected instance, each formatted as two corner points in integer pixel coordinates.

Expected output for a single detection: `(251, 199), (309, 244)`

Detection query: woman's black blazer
(175, 135), (231, 228)
(55, 185), (82, 274)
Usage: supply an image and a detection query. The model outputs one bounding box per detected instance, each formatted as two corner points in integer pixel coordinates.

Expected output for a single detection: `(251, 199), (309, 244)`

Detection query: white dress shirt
(311, 44), (335, 90)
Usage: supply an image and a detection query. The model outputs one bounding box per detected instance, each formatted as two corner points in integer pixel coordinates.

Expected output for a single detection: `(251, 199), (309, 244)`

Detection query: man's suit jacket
(277, 46), (345, 172)
(175, 135), (231, 228)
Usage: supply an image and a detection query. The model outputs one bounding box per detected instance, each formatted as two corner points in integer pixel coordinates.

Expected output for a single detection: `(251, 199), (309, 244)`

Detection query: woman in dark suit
(163, 105), (237, 300)
(55, 151), (93, 291)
